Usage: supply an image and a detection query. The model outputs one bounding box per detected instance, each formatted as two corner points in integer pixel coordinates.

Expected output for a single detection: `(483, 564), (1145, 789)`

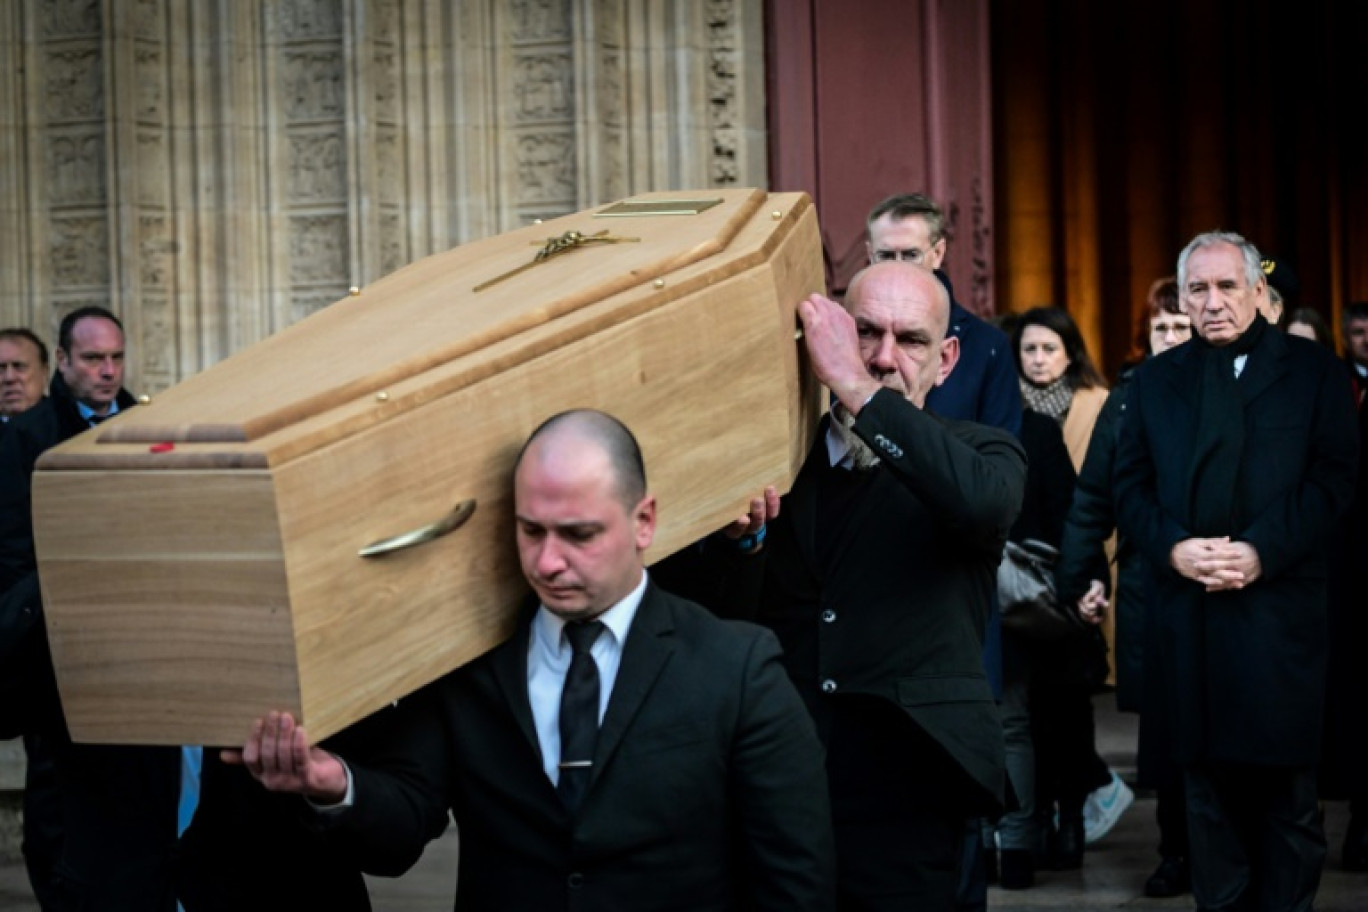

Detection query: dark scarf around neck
(1183, 313), (1268, 536)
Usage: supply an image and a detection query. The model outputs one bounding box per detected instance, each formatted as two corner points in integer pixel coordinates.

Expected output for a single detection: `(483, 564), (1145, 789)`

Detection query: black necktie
(557, 620), (605, 813)
(88, 414), (107, 427)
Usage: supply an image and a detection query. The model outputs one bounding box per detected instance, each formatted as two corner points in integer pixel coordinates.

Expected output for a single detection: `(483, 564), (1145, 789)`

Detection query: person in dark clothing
(1321, 299), (1368, 872)
(1, 307), (378, 912)
(226, 409), (836, 912)
(0, 327), (49, 423)
(865, 192), (1024, 910)
(987, 408), (1076, 888)
(1055, 276), (1195, 897)
(0, 307), (168, 911)
(708, 263), (1025, 910)
(1114, 232), (1358, 912)
(1001, 307), (1118, 871)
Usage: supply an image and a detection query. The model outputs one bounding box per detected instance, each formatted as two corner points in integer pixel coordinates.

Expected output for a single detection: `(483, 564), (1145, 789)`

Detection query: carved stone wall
(0, 0), (766, 393)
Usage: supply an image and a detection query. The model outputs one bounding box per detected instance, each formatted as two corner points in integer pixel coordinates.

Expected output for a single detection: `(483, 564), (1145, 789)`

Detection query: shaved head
(516, 409), (647, 512)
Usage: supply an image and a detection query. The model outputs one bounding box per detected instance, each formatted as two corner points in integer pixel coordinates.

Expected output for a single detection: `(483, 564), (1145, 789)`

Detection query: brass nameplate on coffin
(595, 197), (724, 217)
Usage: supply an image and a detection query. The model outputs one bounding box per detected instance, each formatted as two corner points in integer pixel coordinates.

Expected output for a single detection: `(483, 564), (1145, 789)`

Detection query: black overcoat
(1113, 328), (1359, 767)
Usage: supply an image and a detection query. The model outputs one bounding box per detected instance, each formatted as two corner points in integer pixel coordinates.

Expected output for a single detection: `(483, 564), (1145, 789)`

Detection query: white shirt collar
(825, 422), (852, 468)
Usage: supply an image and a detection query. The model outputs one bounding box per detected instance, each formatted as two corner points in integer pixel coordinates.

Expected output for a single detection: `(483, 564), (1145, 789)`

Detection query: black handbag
(996, 539), (1086, 640)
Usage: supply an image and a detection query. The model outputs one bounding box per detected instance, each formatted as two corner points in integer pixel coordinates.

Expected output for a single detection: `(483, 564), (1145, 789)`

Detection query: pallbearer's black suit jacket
(726, 388), (1027, 814)
(324, 581), (836, 912)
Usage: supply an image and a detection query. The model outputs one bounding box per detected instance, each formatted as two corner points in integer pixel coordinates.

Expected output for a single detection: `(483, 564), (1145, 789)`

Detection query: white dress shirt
(527, 571), (647, 786)
(322, 571), (649, 809)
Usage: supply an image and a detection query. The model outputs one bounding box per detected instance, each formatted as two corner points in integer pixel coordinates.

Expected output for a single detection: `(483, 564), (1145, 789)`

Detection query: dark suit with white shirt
(316, 578), (835, 912)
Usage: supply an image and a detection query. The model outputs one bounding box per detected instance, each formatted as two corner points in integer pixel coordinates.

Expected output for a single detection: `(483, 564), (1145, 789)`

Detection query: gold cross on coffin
(472, 229), (640, 292)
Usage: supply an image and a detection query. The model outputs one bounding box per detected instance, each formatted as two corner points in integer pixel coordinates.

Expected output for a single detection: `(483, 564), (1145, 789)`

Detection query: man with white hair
(1114, 231), (1359, 911)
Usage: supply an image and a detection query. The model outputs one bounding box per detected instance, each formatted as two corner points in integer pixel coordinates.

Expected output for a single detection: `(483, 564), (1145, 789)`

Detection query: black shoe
(999, 848), (1035, 889)
(1052, 815), (1084, 870)
(1144, 855), (1191, 897)
(1344, 814), (1368, 872)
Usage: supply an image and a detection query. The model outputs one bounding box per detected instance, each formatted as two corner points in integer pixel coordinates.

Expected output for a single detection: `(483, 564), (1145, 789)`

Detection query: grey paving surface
(4, 696), (1366, 910)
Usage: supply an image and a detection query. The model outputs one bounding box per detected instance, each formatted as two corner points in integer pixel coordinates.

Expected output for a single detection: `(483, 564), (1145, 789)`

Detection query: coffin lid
(39, 189), (771, 471)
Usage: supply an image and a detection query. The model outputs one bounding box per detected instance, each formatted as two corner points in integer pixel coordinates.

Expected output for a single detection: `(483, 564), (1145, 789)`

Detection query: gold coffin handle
(358, 499), (477, 558)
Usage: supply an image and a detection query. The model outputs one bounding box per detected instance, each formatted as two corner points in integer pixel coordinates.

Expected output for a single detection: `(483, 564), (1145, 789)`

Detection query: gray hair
(1176, 231), (1264, 291)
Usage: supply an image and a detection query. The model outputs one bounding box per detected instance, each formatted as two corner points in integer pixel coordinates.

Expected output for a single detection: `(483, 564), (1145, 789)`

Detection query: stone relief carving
(7, 0), (766, 390)
(705, 0), (739, 186)
(40, 0), (101, 39)
(290, 289), (347, 324)
(49, 216), (110, 288)
(596, 0), (624, 47)
(47, 133), (105, 206)
(136, 133), (169, 206)
(139, 295), (174, 376)
(711, 129), (737, 185)
(134, 0), (161, 40)
(601, 128), (625, 201)
(515, 132), (576, 205)
(289, 214), (349, 285)
(139, 215), (172, 289)
(278, 0), (344, 41)
(371, 0), (398, 43)
(288, 130), (347, 203)
(377, 128), (400, 204)
(598, 51), (623, 125)
(380, 211), (405, 276)
(45, 48), (104, 122)
(283, 50), (346, 121)
(510, 0), (570, 43)
(374, 50), (398, 123)
(135, 46), (163, 121)
(513, 53), (573, 123)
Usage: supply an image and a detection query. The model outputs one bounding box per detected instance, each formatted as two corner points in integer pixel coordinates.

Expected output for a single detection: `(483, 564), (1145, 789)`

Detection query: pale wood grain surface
(32, 190), (825, 746)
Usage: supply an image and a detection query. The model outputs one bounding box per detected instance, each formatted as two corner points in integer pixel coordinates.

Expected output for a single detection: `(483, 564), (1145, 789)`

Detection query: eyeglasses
(1151, 321), (1192, 337)
(871, 248), (928, 264)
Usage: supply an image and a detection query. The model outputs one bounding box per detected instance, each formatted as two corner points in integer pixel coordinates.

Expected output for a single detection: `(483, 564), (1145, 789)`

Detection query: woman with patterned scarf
(1015, 307), (1109, 473)
(1004, 306), (1122, 877)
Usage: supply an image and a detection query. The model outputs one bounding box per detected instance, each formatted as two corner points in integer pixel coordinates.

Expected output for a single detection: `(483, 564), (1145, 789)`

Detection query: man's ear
(926, 237), (948, 270)
(634, 494), (658, 551)
(865, 239), (876, 266)
(935, 335), (960, 387)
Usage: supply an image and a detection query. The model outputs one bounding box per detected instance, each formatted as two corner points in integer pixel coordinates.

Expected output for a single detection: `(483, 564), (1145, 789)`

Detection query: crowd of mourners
(0, 190), (1364, 912)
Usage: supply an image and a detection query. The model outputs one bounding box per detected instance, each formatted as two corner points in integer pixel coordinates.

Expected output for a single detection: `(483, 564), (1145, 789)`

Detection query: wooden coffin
(31, 189), (825, 746)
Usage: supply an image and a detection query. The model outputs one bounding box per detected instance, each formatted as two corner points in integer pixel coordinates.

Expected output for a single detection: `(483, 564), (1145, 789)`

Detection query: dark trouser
(1156, 778), (1189, 860)
(21, 732), (64, 911)
(1031, 633), (1111, 817)
(1184, 763), (1324, 912)
(824, 696), (972, 912)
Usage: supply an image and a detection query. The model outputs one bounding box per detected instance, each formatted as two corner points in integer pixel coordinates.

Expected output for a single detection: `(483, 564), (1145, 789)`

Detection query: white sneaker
(1082, 770), (1133, 845)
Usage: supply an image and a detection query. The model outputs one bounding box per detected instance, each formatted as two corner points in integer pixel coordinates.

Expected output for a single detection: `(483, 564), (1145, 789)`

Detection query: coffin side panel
(274, 256), (816, 741)
(31, 470), (298, 745)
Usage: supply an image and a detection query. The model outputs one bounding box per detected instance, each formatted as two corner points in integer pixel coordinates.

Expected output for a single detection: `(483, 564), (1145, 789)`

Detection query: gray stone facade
(0, 0), (767, 394)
